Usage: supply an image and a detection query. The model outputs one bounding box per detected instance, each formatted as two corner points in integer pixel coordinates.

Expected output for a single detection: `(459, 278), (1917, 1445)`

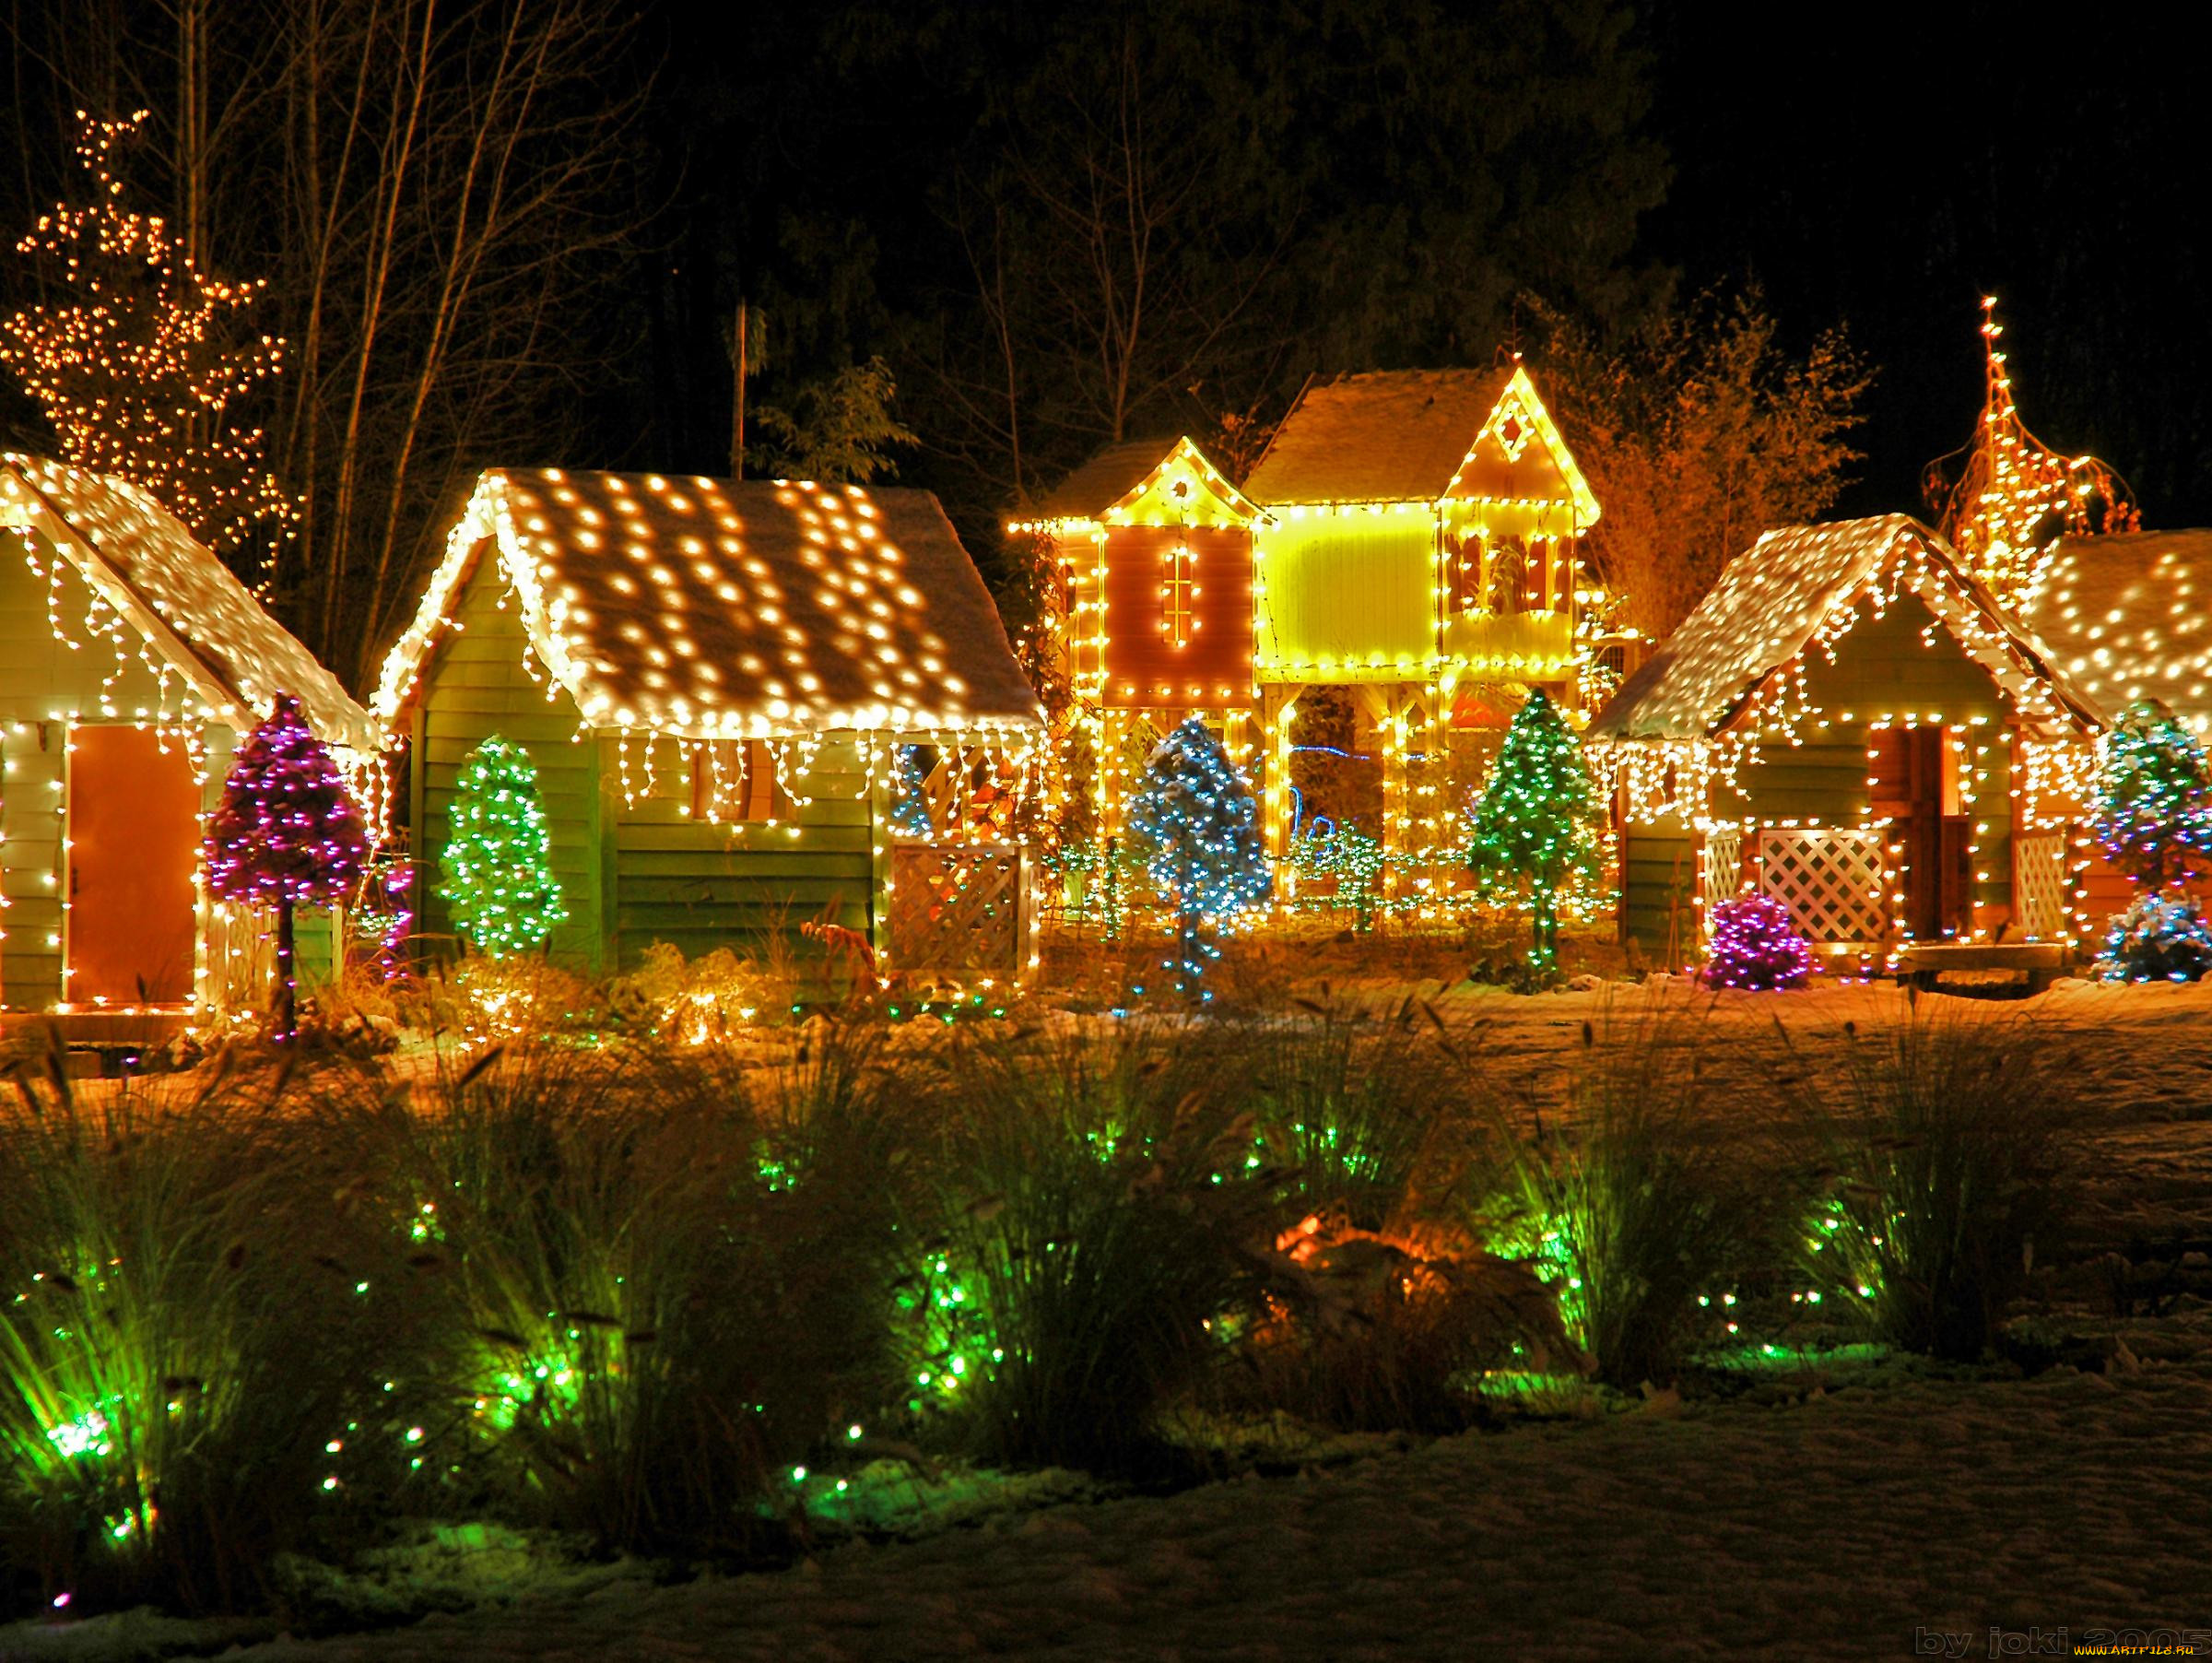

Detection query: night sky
(629, 0), (2212, 528)
(1642, 3), (2210, 523)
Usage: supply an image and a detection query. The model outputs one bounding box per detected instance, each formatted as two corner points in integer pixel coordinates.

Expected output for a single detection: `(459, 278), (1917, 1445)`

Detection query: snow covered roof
(0, 454), (378, 753)
(1246, 369), (1510, 504)
(374, 469), (1045, 739)
(2014, 530), (2212, 730)
(1587, 513), (2098, 743)
(1036, 437), (1184, 519)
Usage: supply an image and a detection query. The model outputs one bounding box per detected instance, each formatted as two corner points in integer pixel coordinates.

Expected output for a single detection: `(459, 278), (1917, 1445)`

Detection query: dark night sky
(1640, 2), (2211, 524)
(629, 0), (2212, 530)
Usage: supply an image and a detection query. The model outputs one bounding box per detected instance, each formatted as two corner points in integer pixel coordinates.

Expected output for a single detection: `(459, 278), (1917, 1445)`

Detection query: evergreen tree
(1465, 691), (1606, 972)
(205, 692), (371, 1040)
(1126, 716), (1270, 1000)
(440, 736), (567, 960)
(2093, 701), (2212, 983)
(2093, 700), (2212, 890)
(0, 112), (293, 581)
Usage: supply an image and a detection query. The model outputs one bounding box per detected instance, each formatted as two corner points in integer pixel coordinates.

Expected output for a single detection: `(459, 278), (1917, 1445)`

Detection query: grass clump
(1794, 1015), (2077, 1362)
(0, 1050), (434, 1614)
(389, 1036), (905, 1552)
(910, 1025), (1291, 1473)
(1487, 1015), (1767, 1389)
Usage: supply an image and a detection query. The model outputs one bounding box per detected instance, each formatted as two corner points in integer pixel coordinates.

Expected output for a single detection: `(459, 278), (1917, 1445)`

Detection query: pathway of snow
(195, 1343), (2212, 1662)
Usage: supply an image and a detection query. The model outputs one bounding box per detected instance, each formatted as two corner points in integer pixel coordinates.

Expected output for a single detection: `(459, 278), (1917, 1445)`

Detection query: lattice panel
(1756, 828), (1889, 945)
(2014, 827), (2069, 941)
(889, 844), (1030, 976)
(1700, 825), (1743, 938)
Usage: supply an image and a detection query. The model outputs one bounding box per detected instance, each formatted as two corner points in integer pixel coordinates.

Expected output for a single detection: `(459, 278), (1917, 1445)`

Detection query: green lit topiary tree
(1465, 690), (1606, 973)
(440, 736), (566, 959)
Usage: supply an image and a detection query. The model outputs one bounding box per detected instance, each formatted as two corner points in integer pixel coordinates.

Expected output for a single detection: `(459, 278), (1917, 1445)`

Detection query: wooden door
(69, 726), (199, 1006)
(1900, 727), (1971, 940)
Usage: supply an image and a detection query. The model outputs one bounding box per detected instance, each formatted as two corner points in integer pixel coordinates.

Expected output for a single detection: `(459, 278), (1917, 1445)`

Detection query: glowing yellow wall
(1255, 513), (1435, 681)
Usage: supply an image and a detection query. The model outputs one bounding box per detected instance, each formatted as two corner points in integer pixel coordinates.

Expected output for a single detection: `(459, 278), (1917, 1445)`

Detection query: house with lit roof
(1020, 365), (1609, 902)
(374, 470), (1047, 983)
(1588, 514), (2105, 968)
(0, 454), (379, 1028)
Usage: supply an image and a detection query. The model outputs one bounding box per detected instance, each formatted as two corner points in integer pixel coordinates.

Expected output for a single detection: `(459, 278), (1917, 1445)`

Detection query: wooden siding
(413, 558), (607, 970)
(1098, 525), (1254, 709)
(1255, 516), (1435, 678)
(1713, 594), (2022, 929)
(610, 734), (873, 972)
(1621, 825), (1697, 962)
(0, 529), (335, 1010)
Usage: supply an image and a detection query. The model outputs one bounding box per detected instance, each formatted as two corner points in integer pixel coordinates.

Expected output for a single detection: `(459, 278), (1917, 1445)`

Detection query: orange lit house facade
(0, 454), (380, 1026)
(1021, 366), (1608, 900)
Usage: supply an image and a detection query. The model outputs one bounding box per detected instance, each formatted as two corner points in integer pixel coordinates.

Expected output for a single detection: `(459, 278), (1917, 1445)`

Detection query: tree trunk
(275, 896), (298, 1041)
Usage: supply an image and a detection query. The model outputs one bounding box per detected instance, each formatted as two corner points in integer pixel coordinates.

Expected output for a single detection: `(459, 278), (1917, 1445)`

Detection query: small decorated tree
(1465, 691), (1606, 972)
(888, 743), (935, 839)
(205, 693), (371, 1040)
(1701, 894), (1816, 990)
(2093, 701), (2212, 981)
(1126, 716), (1271, 1000)
(441, 737), (567, 959)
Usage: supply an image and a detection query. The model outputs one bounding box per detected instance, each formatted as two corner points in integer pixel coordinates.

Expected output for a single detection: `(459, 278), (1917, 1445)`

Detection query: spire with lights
(1924, 296), (2134, 608)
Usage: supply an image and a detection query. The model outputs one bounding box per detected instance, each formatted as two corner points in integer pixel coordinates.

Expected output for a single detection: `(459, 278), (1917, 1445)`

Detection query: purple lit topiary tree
(1700, 893), (1816, 990)
(206, 692), (371, 1039)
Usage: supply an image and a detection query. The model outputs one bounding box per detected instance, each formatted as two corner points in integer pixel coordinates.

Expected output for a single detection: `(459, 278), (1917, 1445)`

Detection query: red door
(69, 726), (199, 1006)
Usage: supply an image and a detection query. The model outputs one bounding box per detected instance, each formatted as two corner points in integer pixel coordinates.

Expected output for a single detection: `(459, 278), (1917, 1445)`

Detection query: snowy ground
(28, 1339), (2212, 1662)
(14, 976), (2212, 1661)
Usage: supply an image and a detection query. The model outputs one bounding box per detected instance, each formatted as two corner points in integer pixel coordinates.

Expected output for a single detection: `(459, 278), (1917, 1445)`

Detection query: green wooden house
(373, 470), (1047, 981)
(1587, 514), (2101, 967)
(0, 454), (379, 1031)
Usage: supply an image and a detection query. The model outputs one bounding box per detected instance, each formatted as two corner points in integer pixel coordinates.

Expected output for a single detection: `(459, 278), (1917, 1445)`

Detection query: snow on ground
(112, 1343), (2212, 1662)
(18, 976), (2212, 1661)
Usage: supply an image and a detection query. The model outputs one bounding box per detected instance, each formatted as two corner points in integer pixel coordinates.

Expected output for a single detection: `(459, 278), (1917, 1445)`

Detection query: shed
(374, 470), (1048, 983)
(0, 454), (378, 1028)
(1588, 514), (2100, 963)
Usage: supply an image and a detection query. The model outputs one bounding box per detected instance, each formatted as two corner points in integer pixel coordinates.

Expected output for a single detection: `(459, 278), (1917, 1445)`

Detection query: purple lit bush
(1701, 894), (1815, 990)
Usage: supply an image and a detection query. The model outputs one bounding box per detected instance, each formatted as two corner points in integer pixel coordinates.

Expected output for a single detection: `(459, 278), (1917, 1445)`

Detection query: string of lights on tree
(0, 112), (294, 584)
(1124, 716), (1271, 1004)
(439, 736), (568, 961)
(1465, 690), (1608, 972)
(2092, 700), (2212, 982)
(1700, 894), (1816, 991)
(205, 693), (371, 1039)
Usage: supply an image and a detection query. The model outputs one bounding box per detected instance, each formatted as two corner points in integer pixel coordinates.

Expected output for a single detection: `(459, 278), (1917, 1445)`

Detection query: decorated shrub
(2100, 892), (2212, 984)
(2091, 701), (2212, 983)
(440, 736), (567, 959)
(206, 692), (371, 1040)
(1701, 894), (1816, 990)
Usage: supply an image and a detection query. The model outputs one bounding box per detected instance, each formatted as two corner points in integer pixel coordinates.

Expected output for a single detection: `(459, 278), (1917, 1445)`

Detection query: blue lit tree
(2094, 700), (2212, 981)
(888, 744), (935, 839)
(1465, 690), (1606, 973)
(1127, 717), (1271, 1000)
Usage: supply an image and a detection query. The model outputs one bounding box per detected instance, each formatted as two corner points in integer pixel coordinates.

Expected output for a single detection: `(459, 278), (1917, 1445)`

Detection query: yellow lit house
(375, 470), (1047, 983)
(1023, 365), (1604, 898)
